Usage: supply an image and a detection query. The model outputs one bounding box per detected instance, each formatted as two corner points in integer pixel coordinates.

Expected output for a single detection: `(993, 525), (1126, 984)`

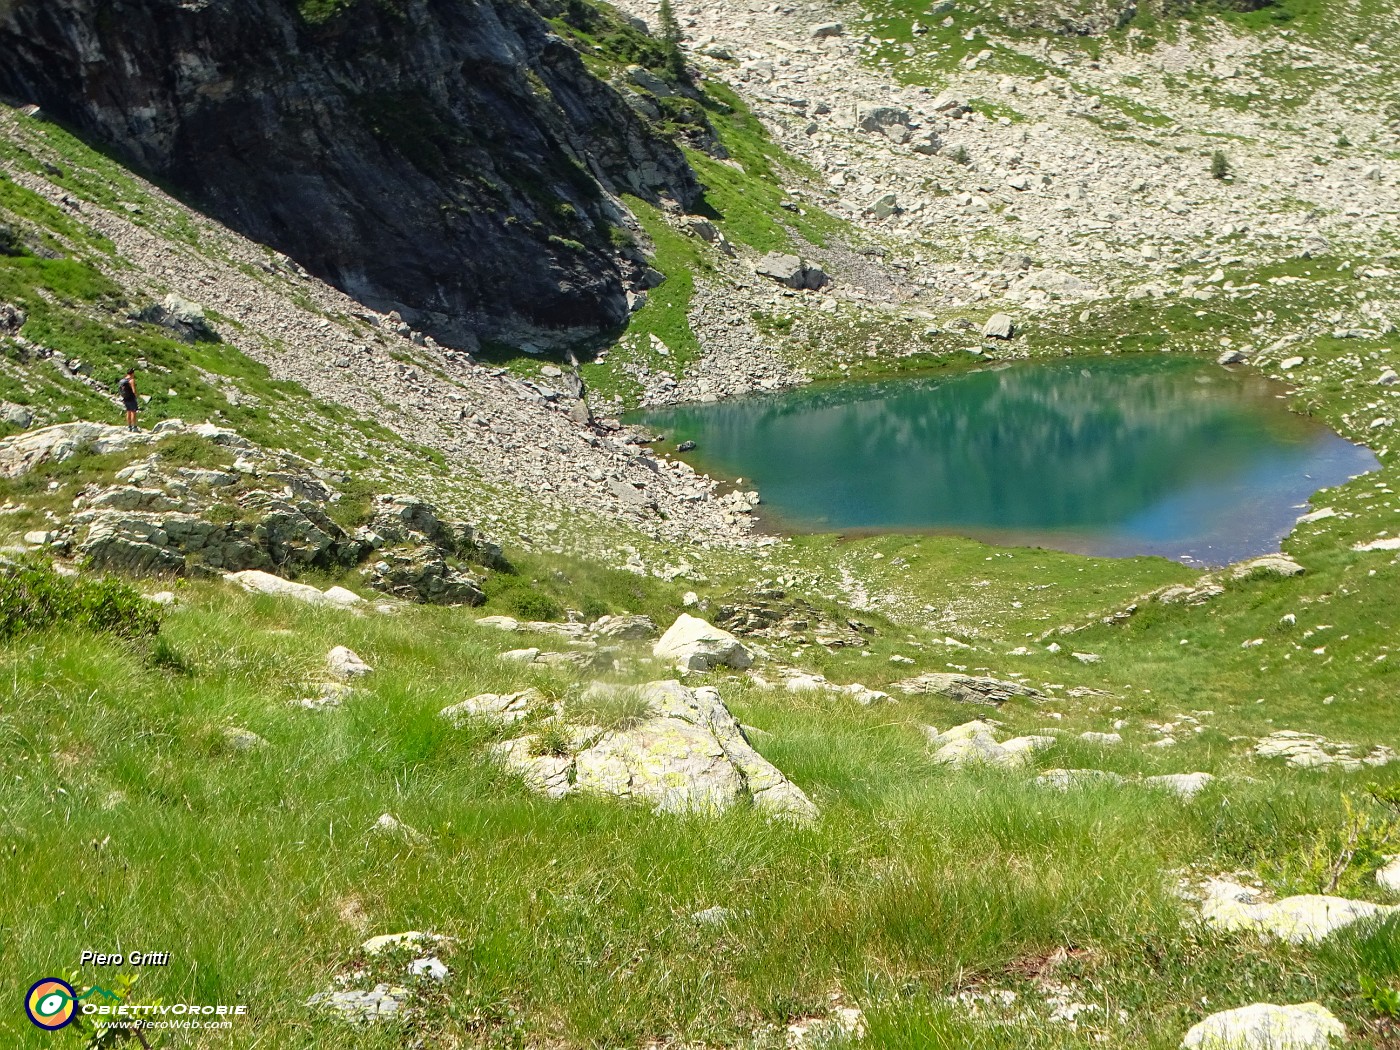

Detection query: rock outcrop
(754, 252), (829, 291)
(893, 672), (1044, 707)
(0, 421), (497, 604)
(490, 680), (817, 821)
(0, 0), (700, 341)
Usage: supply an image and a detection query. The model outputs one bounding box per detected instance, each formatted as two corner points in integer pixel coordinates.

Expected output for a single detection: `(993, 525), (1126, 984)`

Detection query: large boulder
(327, 646), (372, 678)
(1181, 1002), (1345, 1050)
(440, 688), (549, 726)
(493, 680), (817, 821)
(575, 713), (745, 812)
(982, 313), (1016, 339)
(754, 252), (828, 291)
(654, 614), (754, 672)
(926, 721), (1056, 769)
(0, 301), (25, 334)
(589, 613), (657, 641)
(856, 103), (909, 132)
(138, 293), (217, 341)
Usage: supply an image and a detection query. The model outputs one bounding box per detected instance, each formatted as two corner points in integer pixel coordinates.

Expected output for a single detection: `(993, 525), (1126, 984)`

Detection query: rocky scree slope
(0, 0), (699, 342)
(616, 0), (1400, 326)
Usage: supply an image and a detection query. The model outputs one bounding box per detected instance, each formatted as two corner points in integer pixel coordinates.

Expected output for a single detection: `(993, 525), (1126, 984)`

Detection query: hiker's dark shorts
(122, 395), (139, 412)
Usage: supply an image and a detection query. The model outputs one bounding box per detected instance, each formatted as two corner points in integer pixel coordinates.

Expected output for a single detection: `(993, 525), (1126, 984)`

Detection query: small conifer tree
(658, 0), (686, 80)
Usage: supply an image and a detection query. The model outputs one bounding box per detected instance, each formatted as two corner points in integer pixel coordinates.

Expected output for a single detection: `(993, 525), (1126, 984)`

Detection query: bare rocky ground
(619, 0), (1399, 304)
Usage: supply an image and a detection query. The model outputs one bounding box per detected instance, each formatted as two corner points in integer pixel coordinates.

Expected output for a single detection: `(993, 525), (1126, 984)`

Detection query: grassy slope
(2, 579), (1398, 1049)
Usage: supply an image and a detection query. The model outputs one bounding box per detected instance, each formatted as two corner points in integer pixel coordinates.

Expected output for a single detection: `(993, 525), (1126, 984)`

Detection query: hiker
(118, 368), (139, 431)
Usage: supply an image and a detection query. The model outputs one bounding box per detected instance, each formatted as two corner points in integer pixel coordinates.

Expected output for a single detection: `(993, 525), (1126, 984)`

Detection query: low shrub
(0, 559), (160, 640)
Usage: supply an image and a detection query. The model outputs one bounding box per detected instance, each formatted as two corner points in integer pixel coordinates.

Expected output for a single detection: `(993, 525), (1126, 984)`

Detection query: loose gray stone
(327, 646), (372, 678)
(982, 313), (1015, 339)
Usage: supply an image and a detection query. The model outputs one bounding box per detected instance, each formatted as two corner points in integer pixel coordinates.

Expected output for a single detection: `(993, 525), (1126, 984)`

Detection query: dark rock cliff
(0, 0), (700, 342)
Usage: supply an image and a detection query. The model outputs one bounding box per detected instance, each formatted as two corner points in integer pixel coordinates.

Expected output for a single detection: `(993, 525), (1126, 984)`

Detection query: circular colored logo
(25, 978), (78, 1030)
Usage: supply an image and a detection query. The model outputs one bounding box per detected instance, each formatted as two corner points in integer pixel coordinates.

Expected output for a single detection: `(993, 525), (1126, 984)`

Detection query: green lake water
(634, 356), (1379, 566)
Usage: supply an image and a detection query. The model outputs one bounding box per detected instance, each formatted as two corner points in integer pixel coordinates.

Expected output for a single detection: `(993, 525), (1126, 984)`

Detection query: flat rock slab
(783, 672), (889, 705)
(0, 421), (154, 478)
(1354, 536), (1400, 552)
(1181, 1002), (1345, 1049)
(306, 984), (408, 1023)
(1231, 555), (1305, 578)
(226, 570), (363, 608)
(1254, 730), (1395, 770)
(893, 673), (1043, 706)
(361, 931), (441, 955)
(1201, 879), (1399, 943)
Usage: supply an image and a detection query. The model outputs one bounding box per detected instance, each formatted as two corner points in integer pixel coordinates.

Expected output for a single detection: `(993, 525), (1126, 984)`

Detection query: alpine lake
(633, 355), (1379, 566)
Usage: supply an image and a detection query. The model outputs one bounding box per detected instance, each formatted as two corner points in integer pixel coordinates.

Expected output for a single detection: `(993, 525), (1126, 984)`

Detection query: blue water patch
(634, 356), (1377, 565)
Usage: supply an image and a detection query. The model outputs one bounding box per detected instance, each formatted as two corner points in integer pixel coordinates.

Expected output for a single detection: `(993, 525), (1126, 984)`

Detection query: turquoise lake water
(635, 356), (1379, 566)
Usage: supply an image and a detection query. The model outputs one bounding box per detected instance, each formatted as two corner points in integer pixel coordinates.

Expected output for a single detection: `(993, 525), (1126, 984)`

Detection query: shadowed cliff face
(0, 0), (699, 342)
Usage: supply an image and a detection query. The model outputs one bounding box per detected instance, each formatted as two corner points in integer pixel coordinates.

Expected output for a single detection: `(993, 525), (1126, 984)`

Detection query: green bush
(1211, 150), (1232, 180)
(482, 570), (566, 622)
(509, 586), (564, 622)
(529, 721), (574, 758)
(0, 560), (160, 641)
(326, 474), (377, 530)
